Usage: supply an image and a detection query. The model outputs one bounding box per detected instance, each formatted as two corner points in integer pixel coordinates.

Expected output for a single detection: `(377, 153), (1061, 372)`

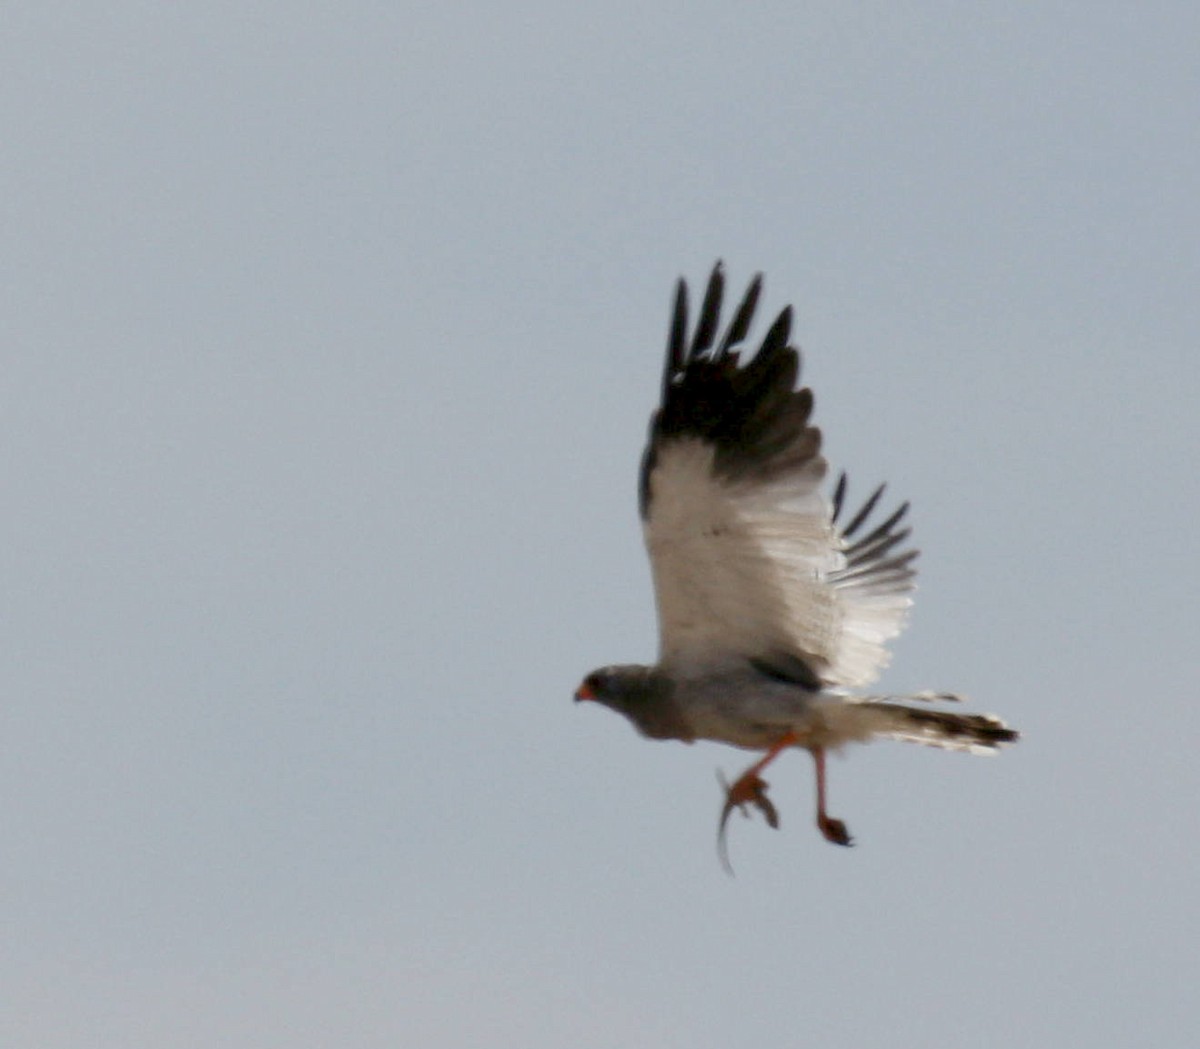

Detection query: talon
(755, 789), (780, 829)
(716, 770), (781, 875)
(818, 815), (853, 847)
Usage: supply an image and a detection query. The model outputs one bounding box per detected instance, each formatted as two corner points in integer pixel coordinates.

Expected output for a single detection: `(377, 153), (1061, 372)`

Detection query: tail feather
(857, 701), (1019, 753)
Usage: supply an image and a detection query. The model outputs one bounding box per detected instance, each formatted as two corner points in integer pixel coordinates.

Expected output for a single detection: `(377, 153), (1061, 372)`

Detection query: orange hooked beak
(574, 682), (595, 702)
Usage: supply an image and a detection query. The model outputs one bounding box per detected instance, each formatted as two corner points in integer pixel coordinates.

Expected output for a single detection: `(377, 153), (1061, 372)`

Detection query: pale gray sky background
(3, 4), (1198, 1047)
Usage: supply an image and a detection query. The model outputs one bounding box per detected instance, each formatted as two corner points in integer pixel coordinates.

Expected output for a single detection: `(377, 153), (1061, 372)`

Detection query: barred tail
(858, 701), (1019, 754)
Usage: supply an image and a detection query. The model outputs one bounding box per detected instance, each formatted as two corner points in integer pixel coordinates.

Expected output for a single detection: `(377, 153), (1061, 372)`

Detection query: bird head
(574, 665), (688, 741)
(574, 665), (636, 706)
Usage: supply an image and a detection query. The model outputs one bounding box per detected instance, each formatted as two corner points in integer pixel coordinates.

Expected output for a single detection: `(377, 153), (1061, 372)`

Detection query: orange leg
(717, 735), (854, 871)
(811, 746), (853, 846)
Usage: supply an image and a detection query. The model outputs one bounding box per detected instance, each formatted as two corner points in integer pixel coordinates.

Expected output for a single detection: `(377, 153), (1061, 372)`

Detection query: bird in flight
(575, 263), (1018, 871)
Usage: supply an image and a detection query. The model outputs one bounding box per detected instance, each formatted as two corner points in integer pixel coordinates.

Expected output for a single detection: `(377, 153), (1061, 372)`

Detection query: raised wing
(640, 264), (917, 688)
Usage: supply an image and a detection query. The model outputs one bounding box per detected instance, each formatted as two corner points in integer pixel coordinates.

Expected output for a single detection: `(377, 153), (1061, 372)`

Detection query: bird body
(575, 263), (1017, 865)
(582, 662), (1008, 754)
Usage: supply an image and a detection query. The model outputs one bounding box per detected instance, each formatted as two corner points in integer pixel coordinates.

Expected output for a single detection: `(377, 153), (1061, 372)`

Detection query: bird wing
(640, 264), (917, 689)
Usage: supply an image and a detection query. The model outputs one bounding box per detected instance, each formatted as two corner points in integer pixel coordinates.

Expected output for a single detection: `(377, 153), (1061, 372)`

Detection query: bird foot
(716, 769), (780, 874)
(818, 814), (853, 847)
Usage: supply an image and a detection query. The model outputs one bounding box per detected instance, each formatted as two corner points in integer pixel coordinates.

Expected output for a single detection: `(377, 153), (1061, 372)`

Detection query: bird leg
(811, 745), (853, 846)
(717, 730), (797, 873)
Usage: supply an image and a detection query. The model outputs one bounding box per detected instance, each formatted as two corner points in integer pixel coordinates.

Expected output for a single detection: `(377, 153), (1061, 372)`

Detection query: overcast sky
(3, 4), (1199, 1047)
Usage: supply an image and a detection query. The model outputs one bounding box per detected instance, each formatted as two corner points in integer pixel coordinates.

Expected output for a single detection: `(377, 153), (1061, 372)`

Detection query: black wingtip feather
(845, 501), (910, 556)
(691, 263), (724, 357)
(831, 471), (848, 523)
(663, 279), (689, 402)
(841, 483), (886, 538)
(846, 527), (911, 568)
(758, 306), (793, 361)
(717, 273), (763, 355)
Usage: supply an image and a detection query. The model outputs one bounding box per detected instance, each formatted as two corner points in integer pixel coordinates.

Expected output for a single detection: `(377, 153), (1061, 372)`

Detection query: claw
(818, 815), (854, 847)
(716, 769), (781, 875)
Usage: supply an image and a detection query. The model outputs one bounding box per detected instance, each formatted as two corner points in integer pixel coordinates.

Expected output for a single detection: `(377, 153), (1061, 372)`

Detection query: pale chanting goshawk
(575, 264), (1018, 870)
